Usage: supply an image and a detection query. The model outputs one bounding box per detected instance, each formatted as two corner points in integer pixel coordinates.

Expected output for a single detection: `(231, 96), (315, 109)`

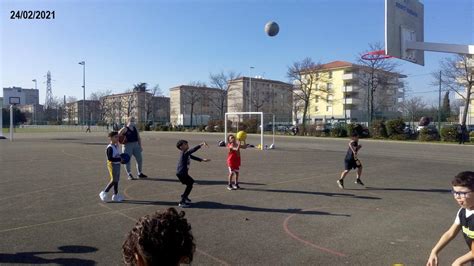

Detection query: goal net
(224, 112), (275, 150)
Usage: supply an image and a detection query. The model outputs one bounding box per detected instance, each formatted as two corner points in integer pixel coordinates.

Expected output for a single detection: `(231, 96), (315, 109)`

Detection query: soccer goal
(224, 112), (275, 150)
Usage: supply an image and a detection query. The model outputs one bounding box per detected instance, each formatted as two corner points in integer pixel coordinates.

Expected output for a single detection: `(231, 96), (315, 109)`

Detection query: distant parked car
(467, 125), (474, 132)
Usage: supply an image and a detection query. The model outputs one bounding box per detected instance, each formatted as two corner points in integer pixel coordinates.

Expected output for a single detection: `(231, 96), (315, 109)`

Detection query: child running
(337, 132), (364, 189)
(426, 171), (474, 265)
(99, 131), (124, 202)
(176, 140), (210, 208)
(227, 134), (246, 190)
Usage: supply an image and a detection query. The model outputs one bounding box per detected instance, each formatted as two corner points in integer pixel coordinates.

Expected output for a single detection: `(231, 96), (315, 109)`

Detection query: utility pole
(78, 61), (86, 126)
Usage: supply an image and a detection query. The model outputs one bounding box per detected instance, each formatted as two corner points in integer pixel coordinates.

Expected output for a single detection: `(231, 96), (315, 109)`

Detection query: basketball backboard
(9, 97), (20, 105)
(385, 0), (424, 66)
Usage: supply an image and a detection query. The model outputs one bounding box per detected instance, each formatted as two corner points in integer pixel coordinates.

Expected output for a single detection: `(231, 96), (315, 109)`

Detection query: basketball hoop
(361, 50), (393, 60)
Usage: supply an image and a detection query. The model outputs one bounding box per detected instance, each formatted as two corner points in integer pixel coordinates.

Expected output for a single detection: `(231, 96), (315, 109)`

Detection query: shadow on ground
(365, 187), (450, 193)
(0, 245), (98, 265)
(140, 177), (265, 186)
(122, 200), (350, 217)
(244, 188), (381, 200)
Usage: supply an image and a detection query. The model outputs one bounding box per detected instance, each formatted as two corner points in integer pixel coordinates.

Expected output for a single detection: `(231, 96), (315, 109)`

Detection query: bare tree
(184, 82), (206, 127)
(64, 96), (77, 124)
(399, 96), (427, 128)
(89, 90), (112, 124)
(144, 84), (161, 123)
(434, 55), (473, 126)
(208, 71), (241, 119)
(287, 57), (328, 132)
(124, 89), (136, 119)
(357, 43), (401, 126)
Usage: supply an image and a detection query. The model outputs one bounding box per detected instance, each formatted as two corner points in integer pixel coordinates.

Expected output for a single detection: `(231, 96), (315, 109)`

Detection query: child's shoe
(112, 194), (124, 202)
(99, 191), (108, 202)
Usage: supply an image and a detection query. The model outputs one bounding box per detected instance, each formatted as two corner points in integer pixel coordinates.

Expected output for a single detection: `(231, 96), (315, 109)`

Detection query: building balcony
(342, 73), (358, 80)
(342, 85), (359, 93)
(342, 97), (361, 105)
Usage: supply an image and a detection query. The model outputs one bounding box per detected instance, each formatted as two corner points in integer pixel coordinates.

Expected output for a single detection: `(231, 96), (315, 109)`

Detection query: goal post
(224, 112), (275, 150)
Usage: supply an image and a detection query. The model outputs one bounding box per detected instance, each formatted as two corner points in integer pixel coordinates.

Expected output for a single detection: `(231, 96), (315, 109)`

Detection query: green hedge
(331, 126), (348, 138)
(418, 127), (440, 141)
(371, 120), (388, 139)
(346, 123), (370, 138)
(440, 125), (458, 142)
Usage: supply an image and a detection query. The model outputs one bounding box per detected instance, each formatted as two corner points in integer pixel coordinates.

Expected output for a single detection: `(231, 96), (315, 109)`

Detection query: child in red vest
(226, 134), (246, 190)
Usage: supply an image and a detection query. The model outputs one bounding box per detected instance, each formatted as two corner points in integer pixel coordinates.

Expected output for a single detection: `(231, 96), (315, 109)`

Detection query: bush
(331, 126), (348, 138)
(440, 125), (458, 142)
(371, 120), (388, 139)
(346, 123), (370, 138)
(418, 127), (440, 141)
(386, 118), (405, 136)
(240, 119), (259, 133)
(305, 125), (329, 137)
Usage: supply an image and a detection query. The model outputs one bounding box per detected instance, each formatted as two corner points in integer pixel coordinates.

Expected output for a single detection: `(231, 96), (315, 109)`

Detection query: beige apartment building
(64, 100), (100, 125)
(227, 77), (293, 124)
(299, 61), (405, 124)
(170, 85), (224, 126)
(102, 91), (170, 125)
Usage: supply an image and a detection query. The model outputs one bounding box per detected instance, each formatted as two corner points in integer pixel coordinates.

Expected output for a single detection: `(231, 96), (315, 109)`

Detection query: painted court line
(282, 208), (347, 258)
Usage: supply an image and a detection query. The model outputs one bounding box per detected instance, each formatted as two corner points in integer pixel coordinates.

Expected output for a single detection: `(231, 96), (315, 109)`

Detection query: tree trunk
(302, 100), (309, 134)
(461, 84), (472, 126)
(190, 104), (194, 128)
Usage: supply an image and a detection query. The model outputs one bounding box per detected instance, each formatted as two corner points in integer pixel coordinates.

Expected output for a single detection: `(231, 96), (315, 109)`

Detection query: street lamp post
(249, 66), (254, 113)
(78, 61), (86, 126)
(32, 79), (37, 124)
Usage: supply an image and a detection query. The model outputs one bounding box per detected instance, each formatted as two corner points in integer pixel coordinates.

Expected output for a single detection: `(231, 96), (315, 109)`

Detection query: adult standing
(458, 124), (467, 145)
(119, 117), (148, 180)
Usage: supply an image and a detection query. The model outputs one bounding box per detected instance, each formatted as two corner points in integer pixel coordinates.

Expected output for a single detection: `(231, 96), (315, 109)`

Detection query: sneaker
(138, 173), (148, 178)
(355, 178), (365, 186)
(128, 174), (136, 180)
(99, 191), (107, 202)
(337, 179), (344, 189)
(183, 197), (192, 204)
(232, 184), (240, 190)
(179, 202), (190, 208)
(112, 194), (124, 202)
(227, 184), (235, 191)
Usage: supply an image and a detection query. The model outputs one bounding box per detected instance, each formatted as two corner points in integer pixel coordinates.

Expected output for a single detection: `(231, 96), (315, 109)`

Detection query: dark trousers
(177, 173), (194, 201)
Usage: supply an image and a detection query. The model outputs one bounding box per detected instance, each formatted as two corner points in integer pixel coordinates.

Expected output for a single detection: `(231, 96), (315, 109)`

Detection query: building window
(328, 71), (333, 79)
(326, 105), (332, 112)
(327, 83), (333, 91)
(315, 106), (319, 112)
(315, 96), (319, 103)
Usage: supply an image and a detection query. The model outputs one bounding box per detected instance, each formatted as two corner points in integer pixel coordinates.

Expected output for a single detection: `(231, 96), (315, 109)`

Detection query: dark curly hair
(452, 171), (474, 190)
(122, 208), (195, 266)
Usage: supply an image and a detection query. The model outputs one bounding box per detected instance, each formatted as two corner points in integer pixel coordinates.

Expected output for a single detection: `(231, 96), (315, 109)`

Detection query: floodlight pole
(32, 79), (37, 124)
(249, 66), (254, 115)
(10, 105), (14, 141)
(0, 100), (4, 139)
(79, 61), (86, 126)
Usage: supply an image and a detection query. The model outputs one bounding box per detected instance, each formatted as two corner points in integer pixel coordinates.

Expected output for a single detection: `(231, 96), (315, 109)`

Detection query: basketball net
(361, 50), (394, 61)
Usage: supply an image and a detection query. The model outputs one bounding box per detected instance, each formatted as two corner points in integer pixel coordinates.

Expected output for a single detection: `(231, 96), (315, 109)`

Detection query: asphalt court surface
(0, 131), (473, 265)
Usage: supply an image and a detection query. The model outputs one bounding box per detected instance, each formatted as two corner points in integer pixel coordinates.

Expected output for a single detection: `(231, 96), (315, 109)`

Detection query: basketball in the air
(264, 21), (279, 37)
(236, 131), (247, 141)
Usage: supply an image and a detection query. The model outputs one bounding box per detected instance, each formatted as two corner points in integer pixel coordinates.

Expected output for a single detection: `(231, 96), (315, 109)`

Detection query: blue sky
(1, 0), (472, 105)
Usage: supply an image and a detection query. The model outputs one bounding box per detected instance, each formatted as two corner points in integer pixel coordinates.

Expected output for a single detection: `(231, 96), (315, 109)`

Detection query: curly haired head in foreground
(122, 208), (195, 266)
